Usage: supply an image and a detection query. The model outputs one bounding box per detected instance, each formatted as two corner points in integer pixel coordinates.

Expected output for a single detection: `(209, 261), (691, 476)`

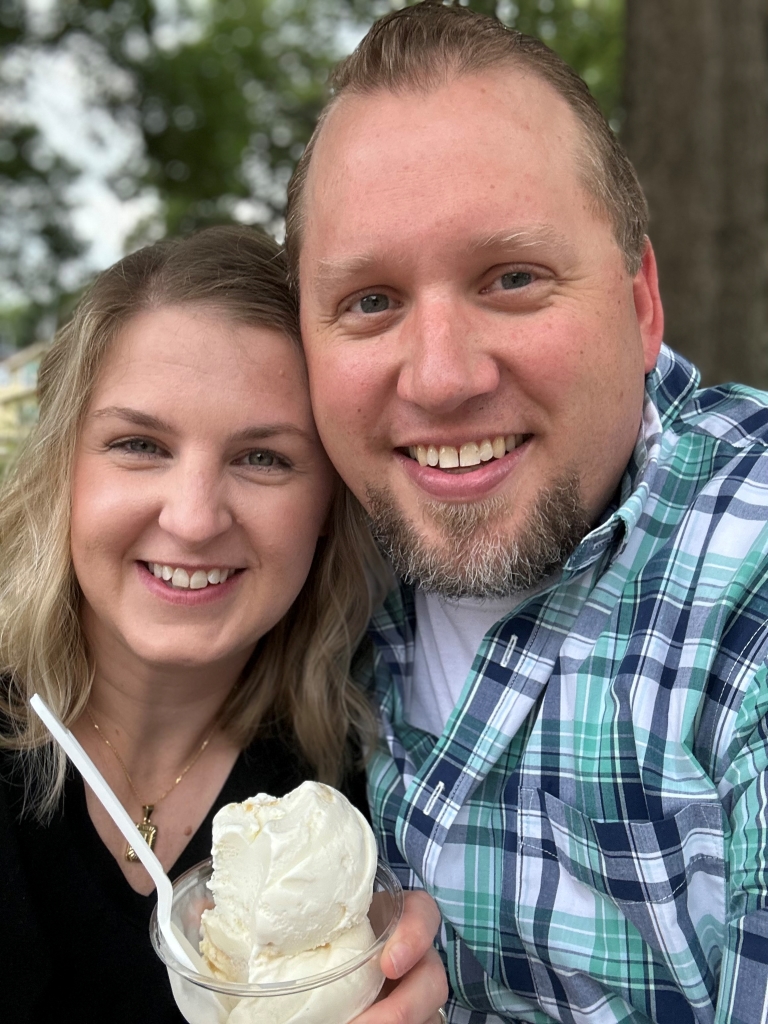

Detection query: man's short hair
(285, 0), (648, 283)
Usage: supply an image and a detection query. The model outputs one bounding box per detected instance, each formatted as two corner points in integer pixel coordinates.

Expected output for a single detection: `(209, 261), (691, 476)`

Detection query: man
(285, 3), (768, 1022)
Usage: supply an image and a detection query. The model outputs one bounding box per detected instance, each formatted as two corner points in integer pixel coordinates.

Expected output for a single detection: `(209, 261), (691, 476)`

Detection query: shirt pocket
(515, 788), (728, 1019)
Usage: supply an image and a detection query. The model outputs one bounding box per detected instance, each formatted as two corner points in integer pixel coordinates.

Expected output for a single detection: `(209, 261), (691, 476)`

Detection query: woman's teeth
(146, 563), (237, 590)
(408, 434), (529, 470)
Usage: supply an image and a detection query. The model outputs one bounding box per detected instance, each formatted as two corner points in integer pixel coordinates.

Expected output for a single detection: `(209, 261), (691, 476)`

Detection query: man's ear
(633, 237), (665, 374)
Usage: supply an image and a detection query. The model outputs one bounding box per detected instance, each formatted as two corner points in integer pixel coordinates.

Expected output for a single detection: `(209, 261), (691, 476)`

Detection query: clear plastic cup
(150, 858), (404, 1024)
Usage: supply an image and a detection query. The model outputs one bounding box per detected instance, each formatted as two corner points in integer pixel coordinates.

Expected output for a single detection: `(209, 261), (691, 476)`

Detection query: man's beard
(366, 472), (591, 599)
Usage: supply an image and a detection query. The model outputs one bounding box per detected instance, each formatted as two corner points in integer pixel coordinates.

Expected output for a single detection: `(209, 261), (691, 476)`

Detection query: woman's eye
(243, 450), (279, 468)
(127, 439), (159, 453)
(110, 437), (162, 456)
(357, 293), (390, 314)
(499, 271), (533, 290)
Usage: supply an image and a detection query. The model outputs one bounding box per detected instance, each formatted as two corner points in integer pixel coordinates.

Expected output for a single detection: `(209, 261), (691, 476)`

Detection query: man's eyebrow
(90, 407), (314, 444)
(466, 226), (577, 260)
(312, 251), (407, 293)
(311, 228), (576, 295)
(316, 253), (378, 277)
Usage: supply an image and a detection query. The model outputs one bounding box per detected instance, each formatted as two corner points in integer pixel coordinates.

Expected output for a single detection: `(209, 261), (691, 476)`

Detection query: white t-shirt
(404, 588), (536, 1024)
(405, 589), (525, 735)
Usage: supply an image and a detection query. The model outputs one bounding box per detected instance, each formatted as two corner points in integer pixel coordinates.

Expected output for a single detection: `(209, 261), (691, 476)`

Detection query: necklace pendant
(125, 805), (158, 862)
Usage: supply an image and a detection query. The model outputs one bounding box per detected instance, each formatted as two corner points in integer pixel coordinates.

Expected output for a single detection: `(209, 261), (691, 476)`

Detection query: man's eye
(358, 293), (390, 314)
(499, 271), (533, 290)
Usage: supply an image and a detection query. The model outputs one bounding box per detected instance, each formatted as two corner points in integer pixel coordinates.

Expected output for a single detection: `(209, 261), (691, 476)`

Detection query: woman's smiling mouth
(144, 563), (243, 590)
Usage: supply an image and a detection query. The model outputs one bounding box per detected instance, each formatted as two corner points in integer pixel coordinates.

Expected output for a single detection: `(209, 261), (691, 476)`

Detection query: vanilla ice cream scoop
(227, 921), (383, 1024)
(200, 781), (378, 981)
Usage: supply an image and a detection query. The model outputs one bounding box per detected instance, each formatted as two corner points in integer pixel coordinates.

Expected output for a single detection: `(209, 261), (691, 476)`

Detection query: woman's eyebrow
(90, 406), (173, 432)
(227, 425), (315, 444)
(90, 407), (314, 444)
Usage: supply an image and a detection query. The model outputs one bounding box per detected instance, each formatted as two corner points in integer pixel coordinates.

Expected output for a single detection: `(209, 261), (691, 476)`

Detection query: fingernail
(388, 941), (410, 977)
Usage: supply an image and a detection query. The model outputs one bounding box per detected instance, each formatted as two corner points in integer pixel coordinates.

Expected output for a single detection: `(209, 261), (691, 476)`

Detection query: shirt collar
(549, 345), (697, 578)
(646, 342), (700, 428)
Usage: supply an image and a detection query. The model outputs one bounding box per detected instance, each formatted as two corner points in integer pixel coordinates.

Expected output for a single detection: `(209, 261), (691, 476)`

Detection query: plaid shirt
(365, 345), (768, 1024)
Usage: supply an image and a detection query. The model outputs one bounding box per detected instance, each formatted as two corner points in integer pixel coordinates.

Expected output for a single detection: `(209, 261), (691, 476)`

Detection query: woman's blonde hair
(0, 225), (384, 817)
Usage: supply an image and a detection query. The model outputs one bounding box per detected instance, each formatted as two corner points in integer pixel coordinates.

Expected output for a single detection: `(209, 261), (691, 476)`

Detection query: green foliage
(471, 0), (624, 122)
(134, 0), (353, 235)
(0, 0), (624, 349)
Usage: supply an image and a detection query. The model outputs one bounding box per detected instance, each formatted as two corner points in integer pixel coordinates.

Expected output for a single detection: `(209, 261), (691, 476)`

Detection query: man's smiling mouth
(403, 434), (532, 474)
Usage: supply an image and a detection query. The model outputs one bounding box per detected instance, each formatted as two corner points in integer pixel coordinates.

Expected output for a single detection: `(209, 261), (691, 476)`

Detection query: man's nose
(157, 461), (233, 545)
(396, 298), (499, 414)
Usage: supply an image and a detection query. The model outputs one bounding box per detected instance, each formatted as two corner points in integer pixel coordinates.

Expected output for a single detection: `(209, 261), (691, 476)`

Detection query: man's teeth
(408, 434), (527, 469)
(146, 563), (237, 590)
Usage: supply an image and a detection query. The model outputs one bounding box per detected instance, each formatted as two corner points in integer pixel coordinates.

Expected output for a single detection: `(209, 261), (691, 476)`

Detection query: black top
(0, 735), (367, 1024)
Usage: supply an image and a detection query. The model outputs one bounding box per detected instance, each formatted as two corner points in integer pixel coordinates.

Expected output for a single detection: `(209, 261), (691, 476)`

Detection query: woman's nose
(156, 461), (233, 546)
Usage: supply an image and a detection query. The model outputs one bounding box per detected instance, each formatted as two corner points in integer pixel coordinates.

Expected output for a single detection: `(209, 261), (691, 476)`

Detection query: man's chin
(365, 474), (591, 599)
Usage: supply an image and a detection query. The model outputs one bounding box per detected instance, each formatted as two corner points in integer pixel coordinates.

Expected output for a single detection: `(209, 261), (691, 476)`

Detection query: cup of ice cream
(150, 782), (404, 1024)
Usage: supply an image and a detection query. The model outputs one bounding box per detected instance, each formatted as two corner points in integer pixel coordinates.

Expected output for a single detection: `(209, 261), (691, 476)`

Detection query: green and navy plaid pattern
(365, 346), (768, 1024)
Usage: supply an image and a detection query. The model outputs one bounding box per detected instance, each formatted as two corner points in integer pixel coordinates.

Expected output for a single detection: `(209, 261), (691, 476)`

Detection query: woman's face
(71, 304), (336, 676)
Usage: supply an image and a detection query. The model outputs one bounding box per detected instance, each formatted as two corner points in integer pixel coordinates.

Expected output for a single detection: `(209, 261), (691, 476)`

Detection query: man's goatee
(366, 474), (591, 599)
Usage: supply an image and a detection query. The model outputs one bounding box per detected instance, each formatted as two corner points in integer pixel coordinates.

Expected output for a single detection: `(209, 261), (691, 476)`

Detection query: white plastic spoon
(30, 692), (197, 971)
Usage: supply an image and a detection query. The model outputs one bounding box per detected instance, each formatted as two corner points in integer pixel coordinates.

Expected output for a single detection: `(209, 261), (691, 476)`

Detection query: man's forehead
(311, 64), (580, 168)
(301, 66), (587, 230)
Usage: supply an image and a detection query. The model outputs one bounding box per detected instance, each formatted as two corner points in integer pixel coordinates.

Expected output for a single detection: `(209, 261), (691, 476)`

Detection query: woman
(0, 226), (446, 1024)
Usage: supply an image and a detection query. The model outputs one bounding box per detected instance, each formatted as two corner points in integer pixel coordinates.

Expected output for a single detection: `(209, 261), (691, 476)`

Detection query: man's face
(298, 69), (663, 596)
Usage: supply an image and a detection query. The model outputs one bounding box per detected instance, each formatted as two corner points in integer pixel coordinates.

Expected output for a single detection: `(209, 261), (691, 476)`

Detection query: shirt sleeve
(715, 664), (768, 1024)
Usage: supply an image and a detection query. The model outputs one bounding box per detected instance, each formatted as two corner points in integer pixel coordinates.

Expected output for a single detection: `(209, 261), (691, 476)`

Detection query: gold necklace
(86, 707), (217, 862)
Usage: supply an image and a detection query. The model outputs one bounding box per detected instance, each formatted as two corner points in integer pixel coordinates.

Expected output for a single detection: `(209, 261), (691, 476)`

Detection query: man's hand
(352, 889), (449, 1023)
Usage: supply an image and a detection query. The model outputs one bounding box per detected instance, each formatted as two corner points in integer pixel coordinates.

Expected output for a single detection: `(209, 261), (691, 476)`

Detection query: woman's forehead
(88, 305), (313, 429)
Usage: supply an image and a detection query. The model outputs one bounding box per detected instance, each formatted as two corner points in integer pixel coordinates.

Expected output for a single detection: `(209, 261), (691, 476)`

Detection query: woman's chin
(114, 632), (255, 676)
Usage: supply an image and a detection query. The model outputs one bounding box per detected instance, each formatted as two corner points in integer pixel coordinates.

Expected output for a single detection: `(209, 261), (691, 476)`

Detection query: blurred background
(1, 0), (767, 467)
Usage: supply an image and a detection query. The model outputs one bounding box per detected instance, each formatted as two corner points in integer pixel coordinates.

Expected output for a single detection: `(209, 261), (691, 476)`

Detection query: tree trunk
(623, 0), (768, 388)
